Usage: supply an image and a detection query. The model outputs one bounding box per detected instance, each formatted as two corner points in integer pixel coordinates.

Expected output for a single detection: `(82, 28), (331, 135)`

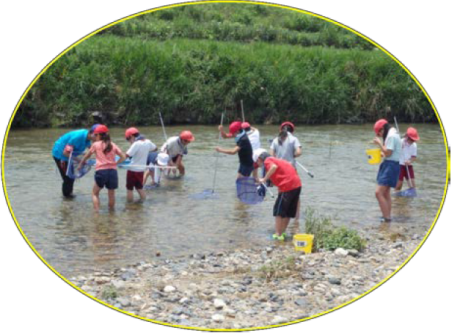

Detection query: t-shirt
(161, 136), (187, 159)
(89, 141), (122, 171)
(126, 139), (156, 172)
(52, 129), (91, 161)
(399, 138), (417, 165)
(384, 128), (401, 162)
(264, 157), (302, 193)
(247, 129), (261, 150)
(236, 132), (253, 167)
(270, 132), (301, 167)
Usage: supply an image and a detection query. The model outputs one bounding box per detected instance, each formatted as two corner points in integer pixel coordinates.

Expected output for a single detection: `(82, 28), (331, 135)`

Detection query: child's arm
(116, 151), (127, 165)
(77, 150), (93, 170)
(216, 146), (240, 155)
(218, 125), (232, 139)
(373, 137), (393, 157)
(259, 164), (277, 184)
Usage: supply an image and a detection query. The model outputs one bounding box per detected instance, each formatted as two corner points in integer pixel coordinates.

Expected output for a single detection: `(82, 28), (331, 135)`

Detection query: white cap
(253, 148), (267, 162)
(157, 153), (169, 166)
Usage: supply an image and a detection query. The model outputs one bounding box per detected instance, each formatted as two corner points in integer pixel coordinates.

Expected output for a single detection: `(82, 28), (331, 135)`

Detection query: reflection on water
(4, 124), (447, 276)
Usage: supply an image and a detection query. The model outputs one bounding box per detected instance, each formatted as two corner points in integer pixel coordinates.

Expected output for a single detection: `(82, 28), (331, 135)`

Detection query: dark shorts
(238, 164), (254, 177)
(273, 187), (301, 218)
(147, 151), (158, 165)
(126, 170), (144, 190)
(95, 169), (118, 190)
(172, 155), (182, 163)
(399, 165), (415, 181)
(377, 160), (400, 188)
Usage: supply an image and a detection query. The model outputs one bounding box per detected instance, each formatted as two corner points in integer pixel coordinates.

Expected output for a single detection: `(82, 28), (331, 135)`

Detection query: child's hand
(405, 160), (411, 166)
(77, 163), (83, 171)
(215, 147), (221, 153)
(373, 137), (382, 146)
(258, 178), (266, 184)
(218, 125), (223, 131)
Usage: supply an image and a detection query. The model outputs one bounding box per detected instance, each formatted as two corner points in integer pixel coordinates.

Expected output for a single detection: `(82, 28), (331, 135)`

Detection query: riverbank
(70, 224), (426, 329)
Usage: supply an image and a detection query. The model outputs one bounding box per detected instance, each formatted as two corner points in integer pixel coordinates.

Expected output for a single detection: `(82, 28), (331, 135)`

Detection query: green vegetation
(101, 285), (118, 300)
(258, 255), (297, 282)
(12, 3), (435, 128)
(304, 208), (366, 252)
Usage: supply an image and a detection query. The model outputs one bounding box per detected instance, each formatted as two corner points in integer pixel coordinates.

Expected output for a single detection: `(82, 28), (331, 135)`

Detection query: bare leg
(92, 184), (101, 211)
(127, 190), (134, 202)
(375, 185), (391, 220)
(275, 216), (284, 236)
(395, 179), (403, 191)
(108, 189), (116, 210)
(137, 189), (146, 201)
(176, 156), (185, 176)
(409, 178), (416, 188)
(281, 217), (290, 234)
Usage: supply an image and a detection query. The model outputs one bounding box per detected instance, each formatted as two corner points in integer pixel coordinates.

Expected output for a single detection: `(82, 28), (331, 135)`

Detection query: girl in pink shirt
(78, 125), (126, 211)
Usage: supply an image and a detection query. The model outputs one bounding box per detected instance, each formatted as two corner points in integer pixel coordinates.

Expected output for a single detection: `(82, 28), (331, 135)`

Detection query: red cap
(180, 130), (195, 142)
(374, 119), (388, 135)
(125, 127), (139, 139)
(280, 121), (295, 132)
(406, 127), (420, 141)
(241, 122), (251, 129)
(229, 121), (242, 135)
(93, 125), (109, 134)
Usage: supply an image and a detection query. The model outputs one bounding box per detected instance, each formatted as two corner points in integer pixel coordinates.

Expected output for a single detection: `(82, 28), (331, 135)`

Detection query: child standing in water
(396, 127), (419, 191)
(216, 121), (254, 178)
(78, 125), (126, 211)
(373, 119), (401, 222)
(124, 127), (156, 202)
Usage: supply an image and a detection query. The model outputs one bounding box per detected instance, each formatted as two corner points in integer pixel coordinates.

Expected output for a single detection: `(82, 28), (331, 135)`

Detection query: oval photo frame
(1, 0), (450, 331)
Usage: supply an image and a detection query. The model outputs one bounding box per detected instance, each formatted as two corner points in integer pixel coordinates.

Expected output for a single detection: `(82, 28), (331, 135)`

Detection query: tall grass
(14, 35), (433, 128)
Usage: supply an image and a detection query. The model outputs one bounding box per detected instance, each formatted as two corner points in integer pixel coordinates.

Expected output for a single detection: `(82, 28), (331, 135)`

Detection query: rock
(111, 280), (125, 289)
(294, 299), (308, 307)
(164, 286), (176, 293)
(348, 249), (359, 257)
(212, 314), (225, 323)
(271, 316), (288, 325)
(328, 277), (342, 285)
(214, 298), (226, 309)
(334, 248), (349, 256)
(179, 297), (189, 304)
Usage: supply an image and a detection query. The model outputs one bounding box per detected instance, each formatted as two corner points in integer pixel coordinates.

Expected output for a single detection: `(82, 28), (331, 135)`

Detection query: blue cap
(90, 124), (101, 133)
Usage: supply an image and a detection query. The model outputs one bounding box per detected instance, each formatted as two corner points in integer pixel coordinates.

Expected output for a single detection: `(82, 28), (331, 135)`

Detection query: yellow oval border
(1, 1), (451, 331)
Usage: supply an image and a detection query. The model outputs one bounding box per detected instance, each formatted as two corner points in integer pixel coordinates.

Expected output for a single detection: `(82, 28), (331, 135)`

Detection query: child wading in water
(373, 119), (401, 222)
(254, 150), (302, 241)
(216, 121), (254, 178)
(395, 127), (419, 191)
(161, 131), (194, 176)
(124, 127), (156, 202)
(78, 125), (126, 211)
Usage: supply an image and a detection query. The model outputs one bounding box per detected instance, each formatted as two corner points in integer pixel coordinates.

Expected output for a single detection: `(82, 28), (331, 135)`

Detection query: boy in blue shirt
(52, 125), (98, 198)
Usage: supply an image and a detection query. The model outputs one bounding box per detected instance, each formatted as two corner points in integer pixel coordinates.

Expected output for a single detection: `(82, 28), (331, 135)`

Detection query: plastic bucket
(366, 148), (382, 165)
(293, 234), (314, 254)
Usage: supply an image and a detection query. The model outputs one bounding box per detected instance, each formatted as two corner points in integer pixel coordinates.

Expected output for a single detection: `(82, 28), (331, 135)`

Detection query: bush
(304, 208), (366, 252)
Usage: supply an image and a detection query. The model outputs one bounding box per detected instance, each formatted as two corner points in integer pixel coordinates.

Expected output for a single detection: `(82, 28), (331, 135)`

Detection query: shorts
(147, 151), (158, 171)
(95, 169), (118, 190)
(273, 187), (301, 218)
(377, 160), (400, 188)
(399, 165), (415, 181)
(238, 164), (254, 177)
(172, 155), (182, 163)
(126, 170), (144, 190)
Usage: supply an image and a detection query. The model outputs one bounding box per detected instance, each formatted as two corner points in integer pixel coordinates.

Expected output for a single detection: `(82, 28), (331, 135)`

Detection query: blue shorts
(95, 169), (118, 190)
(377, 160), (400, 188)
(238, 164), (254, 177)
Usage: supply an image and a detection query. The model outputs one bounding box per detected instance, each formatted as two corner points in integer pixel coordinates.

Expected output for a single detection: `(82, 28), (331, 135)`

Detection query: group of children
(52, 124), (194, 211)
(372, 119), (419, 222)
(216, 121), (303, 241)
(52, 118), (419, 240)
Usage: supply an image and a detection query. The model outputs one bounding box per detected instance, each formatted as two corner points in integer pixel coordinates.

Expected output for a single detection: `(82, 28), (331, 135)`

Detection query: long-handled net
(236, 177), (266, 204)
(66, 152), (92, 179)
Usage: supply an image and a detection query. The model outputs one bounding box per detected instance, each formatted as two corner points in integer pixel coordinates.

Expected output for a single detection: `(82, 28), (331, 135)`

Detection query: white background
(0, 1), (457, 332)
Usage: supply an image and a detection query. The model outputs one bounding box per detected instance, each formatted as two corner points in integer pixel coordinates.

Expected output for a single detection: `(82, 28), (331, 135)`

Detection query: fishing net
(66, 153), (92, 179)
(394, 188), (417, 198)
(236, 177), (265, 204)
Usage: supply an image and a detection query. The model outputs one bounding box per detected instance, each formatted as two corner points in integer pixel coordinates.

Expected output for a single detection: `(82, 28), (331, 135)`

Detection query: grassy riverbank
(13, 3), (435, 128)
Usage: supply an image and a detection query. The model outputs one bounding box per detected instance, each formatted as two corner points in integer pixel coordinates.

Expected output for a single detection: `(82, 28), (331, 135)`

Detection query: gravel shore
(70, 225), (426, 329)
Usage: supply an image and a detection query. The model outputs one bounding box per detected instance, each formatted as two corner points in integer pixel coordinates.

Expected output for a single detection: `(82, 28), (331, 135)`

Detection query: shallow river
(3, 124), (448, 277)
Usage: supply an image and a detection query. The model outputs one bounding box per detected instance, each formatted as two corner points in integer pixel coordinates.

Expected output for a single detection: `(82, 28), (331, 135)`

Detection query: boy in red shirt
(254, 151), (302, 241)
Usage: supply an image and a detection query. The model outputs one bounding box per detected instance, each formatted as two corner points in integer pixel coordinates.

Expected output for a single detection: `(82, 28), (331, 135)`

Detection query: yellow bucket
(366, 148), (382, 165)
(293, 234), (314, 254)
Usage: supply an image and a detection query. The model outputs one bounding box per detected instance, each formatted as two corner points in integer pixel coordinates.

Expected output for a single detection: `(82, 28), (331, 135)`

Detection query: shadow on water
(3, 124), (447, 276)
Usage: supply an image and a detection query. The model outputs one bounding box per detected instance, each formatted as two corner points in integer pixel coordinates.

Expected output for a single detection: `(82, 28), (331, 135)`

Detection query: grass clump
(101, 285), (118, 300)
(304, 208), (366, 252)
(258, 256), (297, 282)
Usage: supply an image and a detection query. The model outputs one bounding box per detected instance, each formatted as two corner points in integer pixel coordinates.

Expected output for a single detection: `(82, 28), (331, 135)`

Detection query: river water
(3, 124), (448, 277)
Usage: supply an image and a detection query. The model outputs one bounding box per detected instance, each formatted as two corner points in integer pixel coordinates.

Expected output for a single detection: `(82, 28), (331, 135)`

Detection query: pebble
(213, 298), (226, 309)
(334, 248), (349, 256)
(164, 286), (176, 293)
(212, 314), (225, 323)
